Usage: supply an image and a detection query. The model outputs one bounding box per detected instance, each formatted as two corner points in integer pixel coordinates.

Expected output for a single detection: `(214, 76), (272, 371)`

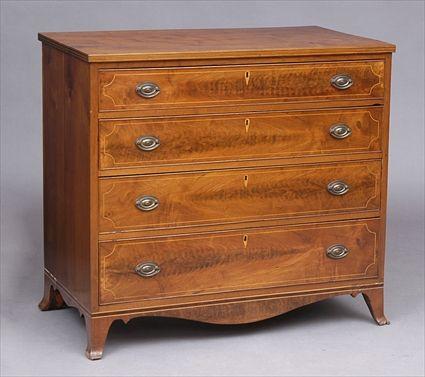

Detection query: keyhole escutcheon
(243, 234), (248, 249)
(245, 71), (250, 85)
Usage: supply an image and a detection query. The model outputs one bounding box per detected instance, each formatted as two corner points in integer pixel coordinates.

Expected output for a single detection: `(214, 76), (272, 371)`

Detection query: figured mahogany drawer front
(99, 161), (381, 233)
(99, 108), (382, 172)
(99, 219), (379, 305)
(98, 61), (384, 112)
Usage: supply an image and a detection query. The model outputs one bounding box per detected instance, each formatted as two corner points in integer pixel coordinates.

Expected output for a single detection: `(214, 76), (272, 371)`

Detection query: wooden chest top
(38, 26), (395, 62)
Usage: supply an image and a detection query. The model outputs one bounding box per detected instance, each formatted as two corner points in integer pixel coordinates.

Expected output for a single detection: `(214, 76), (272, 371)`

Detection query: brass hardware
(331, 74), (353, 90)
(245, 71), (250, 85)
(135, 195), (159, 211)
(135, 82), (160, 98)
(135, 262), (161, 277)
(327, 180), (350, 196)
(245, 118), (250, 132)
(330, 124), (352, 139)
(326, 244), (350, 259)
(135, 135), (160, 151)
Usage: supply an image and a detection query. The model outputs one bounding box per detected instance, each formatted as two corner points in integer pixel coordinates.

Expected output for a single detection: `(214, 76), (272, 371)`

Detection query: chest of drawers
(38, 26), (395, 360)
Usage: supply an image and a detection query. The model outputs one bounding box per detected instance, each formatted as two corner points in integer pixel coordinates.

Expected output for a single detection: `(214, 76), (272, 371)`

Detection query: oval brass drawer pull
(331, 74), (353, 90)
(135, 195), (159, 211)
(330, 124), (352, 139)
(135, 262), (161, 277)
(327, 180), (350, 196)
(326, 244), (350, 259)
(135, 82), (160, 98)
(135, 135), (160, 151)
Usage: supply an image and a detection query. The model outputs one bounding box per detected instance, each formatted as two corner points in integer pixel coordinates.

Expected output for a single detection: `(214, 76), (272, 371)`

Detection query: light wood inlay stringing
(38, 26), (395, 359)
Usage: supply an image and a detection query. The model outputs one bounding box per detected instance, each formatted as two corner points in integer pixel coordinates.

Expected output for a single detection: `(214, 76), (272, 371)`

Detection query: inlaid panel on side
(99, 219), (380, 305)
(99, 61), (384, 112)
(99, 161), (381, 233)
(99, 107), (382, 172)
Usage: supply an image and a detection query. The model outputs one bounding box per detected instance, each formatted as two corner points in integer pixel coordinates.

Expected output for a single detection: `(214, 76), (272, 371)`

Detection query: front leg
(362, 287), (390, 325)
(85, 315), (114, 360)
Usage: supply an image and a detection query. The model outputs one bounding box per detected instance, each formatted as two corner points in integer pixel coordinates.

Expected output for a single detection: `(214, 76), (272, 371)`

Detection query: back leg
(39, 275), (68, 311)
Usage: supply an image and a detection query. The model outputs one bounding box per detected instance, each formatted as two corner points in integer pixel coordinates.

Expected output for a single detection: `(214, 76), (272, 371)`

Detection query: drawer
(99, 161), (381, 233)
(99, 219), (380, 305)
(98, 61), (384, 112)
(99, 108), (382, 172)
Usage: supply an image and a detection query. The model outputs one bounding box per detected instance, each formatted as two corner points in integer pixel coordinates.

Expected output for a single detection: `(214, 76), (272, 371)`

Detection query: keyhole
(244, 175), (249, 188)
(245, 119), (250, 133)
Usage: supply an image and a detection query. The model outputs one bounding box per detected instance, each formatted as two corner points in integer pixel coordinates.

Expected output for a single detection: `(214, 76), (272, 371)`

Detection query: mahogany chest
(38, 27), (395, 359)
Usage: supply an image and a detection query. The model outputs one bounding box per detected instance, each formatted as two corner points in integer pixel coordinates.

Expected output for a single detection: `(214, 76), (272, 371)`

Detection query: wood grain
(99, 219), (379, 305)
(99, 61), (384, 112)
(99, 161), (381, 233)
(99, 107), (382, 172)
(124, 288), (382, 325)
(38, 26), (395, 62)
(40, 270), (387, 360)
(39, 26), (395, 360)
(42, 45), (93, 311)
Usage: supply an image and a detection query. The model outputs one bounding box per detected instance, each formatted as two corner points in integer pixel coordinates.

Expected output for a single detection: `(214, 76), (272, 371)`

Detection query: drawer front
(99, 61), (384, 112)
(100, 108), (382, 171)
(99, 161), (381, 233)
(99, 219), (380, 304)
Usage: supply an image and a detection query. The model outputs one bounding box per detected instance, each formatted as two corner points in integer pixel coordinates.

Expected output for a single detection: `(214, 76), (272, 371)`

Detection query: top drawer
(98, 61), (385, 113)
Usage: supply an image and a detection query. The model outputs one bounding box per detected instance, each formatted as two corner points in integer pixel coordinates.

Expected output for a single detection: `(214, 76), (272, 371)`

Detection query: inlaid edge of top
(38, 26), (396, 63)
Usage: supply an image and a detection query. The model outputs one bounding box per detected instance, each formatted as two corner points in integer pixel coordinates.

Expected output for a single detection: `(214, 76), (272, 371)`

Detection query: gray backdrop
(1, 1), (424, 376)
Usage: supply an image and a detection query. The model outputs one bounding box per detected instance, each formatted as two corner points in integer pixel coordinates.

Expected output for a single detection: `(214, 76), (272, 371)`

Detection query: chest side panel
(42, 44), (94, 311)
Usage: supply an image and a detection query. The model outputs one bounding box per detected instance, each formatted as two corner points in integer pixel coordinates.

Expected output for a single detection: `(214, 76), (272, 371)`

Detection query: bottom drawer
(99, 219), (380, 305)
